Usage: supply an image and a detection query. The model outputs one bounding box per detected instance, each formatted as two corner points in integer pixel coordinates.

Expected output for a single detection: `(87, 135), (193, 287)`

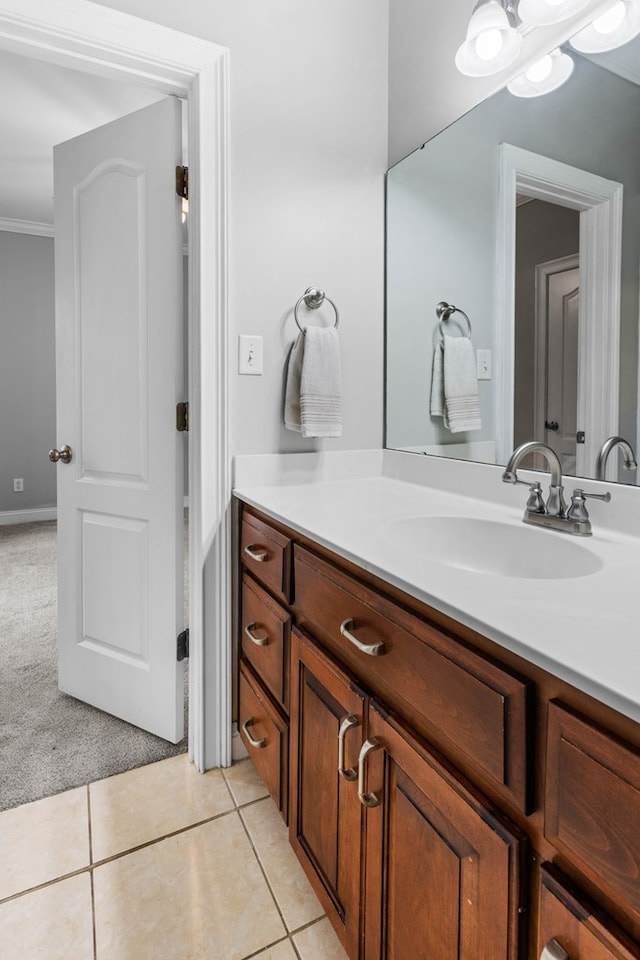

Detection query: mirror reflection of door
(513, 198), (580, 474)
(536, 256), (579, 475)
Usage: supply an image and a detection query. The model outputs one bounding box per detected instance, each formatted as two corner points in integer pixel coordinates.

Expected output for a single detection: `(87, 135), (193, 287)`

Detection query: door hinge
(175, 165), (188, 200)
(176, 401), (189, 432)
(177, 628), (189, 661)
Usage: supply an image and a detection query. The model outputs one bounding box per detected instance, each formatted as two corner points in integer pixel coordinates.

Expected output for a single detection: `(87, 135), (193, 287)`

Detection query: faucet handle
(525, 482), (545, 514)
(567, 487), (611, 523)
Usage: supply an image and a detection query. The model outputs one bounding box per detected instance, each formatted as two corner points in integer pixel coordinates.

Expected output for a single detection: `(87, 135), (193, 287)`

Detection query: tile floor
(0, 755), (349, 960)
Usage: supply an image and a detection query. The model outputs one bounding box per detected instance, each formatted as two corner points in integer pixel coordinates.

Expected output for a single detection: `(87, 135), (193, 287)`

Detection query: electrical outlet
(13, 478), (24, 492)
(238, 335), (263, 375)
(476, 349), (492, 380)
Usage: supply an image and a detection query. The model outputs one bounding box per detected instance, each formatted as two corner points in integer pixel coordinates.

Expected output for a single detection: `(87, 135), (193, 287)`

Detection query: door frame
(496, 143), (623, 476)
(0, 0), (231, 771)
(533, 253), (580, 469)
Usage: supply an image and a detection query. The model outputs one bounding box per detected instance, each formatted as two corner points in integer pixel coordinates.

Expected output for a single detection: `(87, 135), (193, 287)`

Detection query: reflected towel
(430, 335), (481, 433)
(284, 326), (343, 438)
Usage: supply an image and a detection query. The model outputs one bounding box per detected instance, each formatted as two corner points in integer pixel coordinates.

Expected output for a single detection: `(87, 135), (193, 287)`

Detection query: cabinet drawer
(241, 574), (290, 713)
(241, 511), (292, 604)
(294, 545), (530, 811)
(545, 701), (640, 922)
(239, 661), (289, 822)
(537, 864), (640, 960)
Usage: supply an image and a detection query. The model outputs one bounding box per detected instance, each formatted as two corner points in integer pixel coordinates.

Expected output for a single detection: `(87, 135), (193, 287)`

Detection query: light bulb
(593, 0), (626, 33)
(547, 0), (564, 5)
(526, 54), (553, 82)
(474, 27), (504, 60)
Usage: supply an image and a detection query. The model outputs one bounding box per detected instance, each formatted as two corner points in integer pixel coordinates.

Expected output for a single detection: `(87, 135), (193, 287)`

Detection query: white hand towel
(284, 333), (304, 432)
(284, 326), (343, 438)
(430, 335), (481, 433)
(430, 341), (445, 418)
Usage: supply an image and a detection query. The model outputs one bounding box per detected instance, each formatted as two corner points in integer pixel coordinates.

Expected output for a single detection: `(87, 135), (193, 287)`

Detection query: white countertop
(234, 450), (640, 724)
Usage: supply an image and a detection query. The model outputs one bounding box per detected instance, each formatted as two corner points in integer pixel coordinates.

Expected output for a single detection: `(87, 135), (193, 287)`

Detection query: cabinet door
(362, 704), (526, 960)
(289, 627), (366, 959)
(537, 864), (640, 960)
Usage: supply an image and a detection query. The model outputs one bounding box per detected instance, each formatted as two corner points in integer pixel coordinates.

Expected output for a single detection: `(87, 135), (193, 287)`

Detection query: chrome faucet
(595, 436), (637, 481)
(502, 440), (610, 536)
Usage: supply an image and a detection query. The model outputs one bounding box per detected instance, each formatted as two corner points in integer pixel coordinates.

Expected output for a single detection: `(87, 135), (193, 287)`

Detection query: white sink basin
(380, 515), (603, 580)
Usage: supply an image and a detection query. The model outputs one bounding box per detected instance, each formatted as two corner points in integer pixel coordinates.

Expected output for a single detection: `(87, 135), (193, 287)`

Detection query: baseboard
(0, 507), (57, 525)
(231, 722), (249, 761)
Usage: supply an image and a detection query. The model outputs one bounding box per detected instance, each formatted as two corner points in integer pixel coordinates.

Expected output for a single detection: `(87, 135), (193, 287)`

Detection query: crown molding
(0, 217), (53, 237)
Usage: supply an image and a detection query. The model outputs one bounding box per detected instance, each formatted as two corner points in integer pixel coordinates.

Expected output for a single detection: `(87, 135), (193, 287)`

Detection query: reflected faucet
(502, 440), (611, 536)
(595, 436), (637, 481)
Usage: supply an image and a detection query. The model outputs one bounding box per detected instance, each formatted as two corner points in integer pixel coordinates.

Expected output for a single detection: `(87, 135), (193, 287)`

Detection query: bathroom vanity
(234, 453), (640, 960)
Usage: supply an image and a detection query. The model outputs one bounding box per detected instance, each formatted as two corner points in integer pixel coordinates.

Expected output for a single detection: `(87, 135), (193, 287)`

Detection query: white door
(53, 97), (185, 743)
(534, 256), (580, 476)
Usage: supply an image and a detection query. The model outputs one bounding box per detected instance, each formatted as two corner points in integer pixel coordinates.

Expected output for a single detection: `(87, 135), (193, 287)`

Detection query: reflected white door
(53, 97), (185, 742)
(534, 256), (579, 476)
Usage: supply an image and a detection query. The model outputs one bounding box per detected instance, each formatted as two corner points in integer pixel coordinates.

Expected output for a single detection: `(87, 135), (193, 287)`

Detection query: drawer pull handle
(338, 715), (359, 781)
(244, 544), (269, 563)
(358, 737), (381, 807)
(340, 618), (385, 657)
(244, 623), (269, 646)
(541, 940), (569, 960)
(241, 717), (266, 749)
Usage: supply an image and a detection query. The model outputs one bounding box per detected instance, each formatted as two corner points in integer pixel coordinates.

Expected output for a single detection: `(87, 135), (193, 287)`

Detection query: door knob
(49, 445), (72, 464)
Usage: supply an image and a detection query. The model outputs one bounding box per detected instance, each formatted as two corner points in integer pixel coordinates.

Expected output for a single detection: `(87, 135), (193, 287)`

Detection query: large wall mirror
(386, 44), (640, 484)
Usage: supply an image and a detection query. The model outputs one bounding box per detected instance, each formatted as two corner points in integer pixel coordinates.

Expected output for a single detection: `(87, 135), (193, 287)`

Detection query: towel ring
(294, 287), (340, 333)
(436, 301), (472, 339)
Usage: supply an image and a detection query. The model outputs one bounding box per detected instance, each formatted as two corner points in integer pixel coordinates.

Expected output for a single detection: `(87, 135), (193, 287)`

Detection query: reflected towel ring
(436, 300), (472, 339)
(294, 287), (340, 333)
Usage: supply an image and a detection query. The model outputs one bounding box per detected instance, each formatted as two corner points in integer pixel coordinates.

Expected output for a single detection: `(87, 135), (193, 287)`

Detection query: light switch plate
(476, 349), (492, 380)
(238, 335), (263, 375)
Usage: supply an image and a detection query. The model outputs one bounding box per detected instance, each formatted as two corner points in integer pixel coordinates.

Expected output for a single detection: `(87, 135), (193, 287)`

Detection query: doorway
(513, 197), (581, 475)
(496, 143), (623, 476)
(0, 59), (191, 810)
(0, 0), (231, 781)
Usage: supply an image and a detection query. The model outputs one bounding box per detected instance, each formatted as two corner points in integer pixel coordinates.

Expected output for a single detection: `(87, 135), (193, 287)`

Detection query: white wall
(93, 0), (389, 457)
(0, 231), (56, 513)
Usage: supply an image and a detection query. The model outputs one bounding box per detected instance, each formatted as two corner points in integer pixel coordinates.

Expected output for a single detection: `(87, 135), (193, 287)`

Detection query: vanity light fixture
(455, 0), (523, 77)
(569, 0), (640, 52)
(517, 0), (592, 26)
(507, 46), (574, 95)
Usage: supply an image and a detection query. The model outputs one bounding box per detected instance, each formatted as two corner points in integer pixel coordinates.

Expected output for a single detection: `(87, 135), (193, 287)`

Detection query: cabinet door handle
(540, 940), (569, 960)
(338, 715), (359, 781)
(340, 618), (385, 657)
(244, 544), (269, 563)
(244, 623), (269, 646)
(241, 717), (266, 749)
(358, 737), (381, 807)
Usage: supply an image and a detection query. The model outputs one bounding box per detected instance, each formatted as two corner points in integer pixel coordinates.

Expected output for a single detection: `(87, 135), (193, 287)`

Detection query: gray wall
(386, 56), (640, 459)
(0, 231), (56, 512)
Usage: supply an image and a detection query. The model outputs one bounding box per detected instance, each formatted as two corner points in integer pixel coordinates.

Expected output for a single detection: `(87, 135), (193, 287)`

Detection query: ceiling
(0, 49), (166, 227)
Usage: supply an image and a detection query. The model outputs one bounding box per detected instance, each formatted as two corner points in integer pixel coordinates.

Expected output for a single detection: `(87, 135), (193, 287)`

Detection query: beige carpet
(0, 519), (188, 811)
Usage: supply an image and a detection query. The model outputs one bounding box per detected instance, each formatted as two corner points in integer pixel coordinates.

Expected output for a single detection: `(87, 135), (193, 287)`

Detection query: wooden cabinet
(289, 625), (525, 960)
(363, 702), (525, 960)
(537, 865), (640, 960)
(545, 701), (640, 927)
(289, 627), (366, 959)
(235, 503), (640, 960)
(295, 544), (531, 813)
(238, 660), (289, 820)
(237, 508), (293, 822)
